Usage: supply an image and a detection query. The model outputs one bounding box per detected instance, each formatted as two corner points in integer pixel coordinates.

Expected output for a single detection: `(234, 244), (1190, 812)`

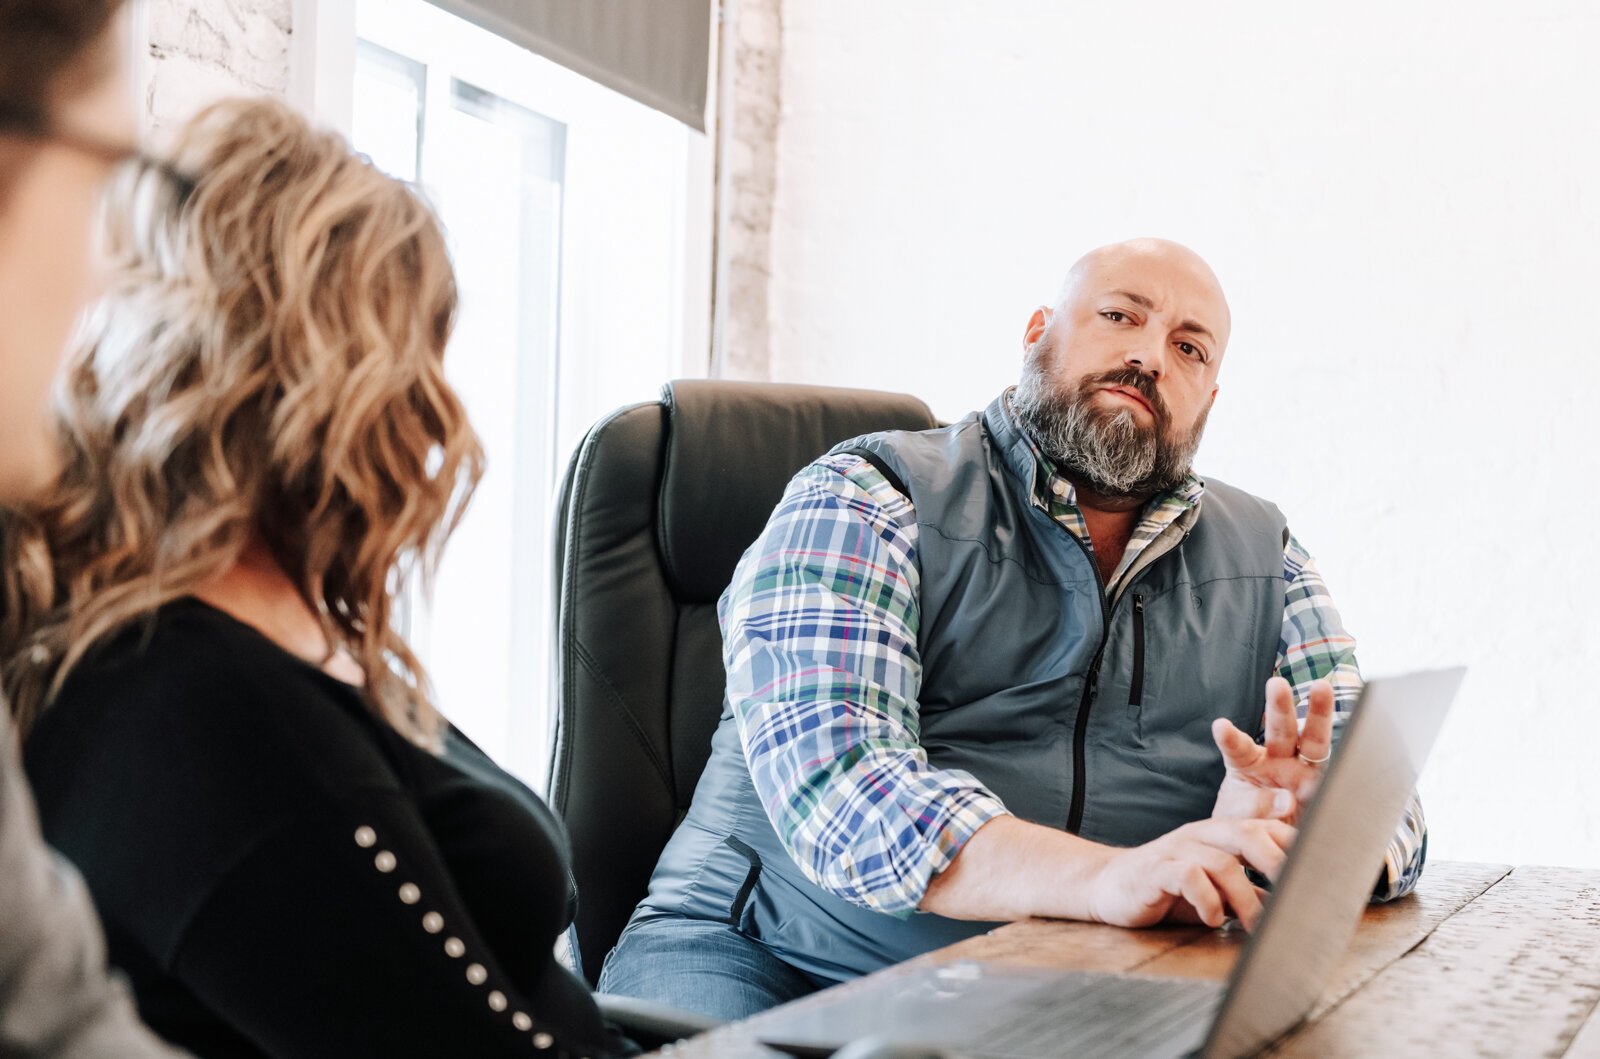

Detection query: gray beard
(1011, 366), (1206, 503)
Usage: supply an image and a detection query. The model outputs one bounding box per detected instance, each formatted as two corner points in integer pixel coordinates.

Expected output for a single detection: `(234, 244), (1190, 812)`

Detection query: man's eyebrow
(1108, 289), (1155, 310)
(1106, 290), (1216, 341)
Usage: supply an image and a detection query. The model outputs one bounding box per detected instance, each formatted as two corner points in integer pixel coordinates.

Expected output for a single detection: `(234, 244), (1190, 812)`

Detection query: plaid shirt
(721, 408), (1427, 917)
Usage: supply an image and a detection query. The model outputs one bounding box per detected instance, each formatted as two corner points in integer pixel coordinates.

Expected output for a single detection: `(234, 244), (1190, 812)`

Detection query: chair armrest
(594, 992), (724, 1050)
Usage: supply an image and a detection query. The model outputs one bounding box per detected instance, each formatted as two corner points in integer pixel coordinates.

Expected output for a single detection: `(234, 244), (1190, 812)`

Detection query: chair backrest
(548, 379), (939, 983)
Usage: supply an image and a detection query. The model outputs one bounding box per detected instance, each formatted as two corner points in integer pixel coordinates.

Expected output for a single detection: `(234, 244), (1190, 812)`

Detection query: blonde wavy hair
(0, 96), (482, 745)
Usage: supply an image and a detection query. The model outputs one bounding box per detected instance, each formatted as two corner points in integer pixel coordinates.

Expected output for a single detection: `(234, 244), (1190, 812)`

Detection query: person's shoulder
(1190, 476), (1291, 566)
(49, 599), (323, 716)
(32, 599), (401, 795)
(22, 601), (420, 970)
(1196, 476), (1288, 528)
(829, 412), (979, 468)
(812, 412), (983, 503)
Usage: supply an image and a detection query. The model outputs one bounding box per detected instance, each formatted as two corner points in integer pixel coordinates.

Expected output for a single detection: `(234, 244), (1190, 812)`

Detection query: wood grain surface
(1269, 865), (1600, 1058)
(652, 862), (1600, 1058)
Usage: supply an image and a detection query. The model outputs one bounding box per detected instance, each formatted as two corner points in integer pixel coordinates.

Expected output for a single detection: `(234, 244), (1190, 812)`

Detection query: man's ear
(1022, 307), (1051, 357)
(1208, 385), (1219, 408)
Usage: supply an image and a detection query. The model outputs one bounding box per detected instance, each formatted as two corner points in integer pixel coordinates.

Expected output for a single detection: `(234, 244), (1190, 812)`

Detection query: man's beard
(1011, 357), (1208, 503)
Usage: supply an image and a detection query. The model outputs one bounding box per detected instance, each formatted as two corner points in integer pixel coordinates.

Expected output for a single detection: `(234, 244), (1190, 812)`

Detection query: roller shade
(428, 0), (714, 131)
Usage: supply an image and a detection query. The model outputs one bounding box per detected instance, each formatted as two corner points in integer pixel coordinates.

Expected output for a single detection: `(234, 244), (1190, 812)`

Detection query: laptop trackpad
(756, 962), (1224, 1059)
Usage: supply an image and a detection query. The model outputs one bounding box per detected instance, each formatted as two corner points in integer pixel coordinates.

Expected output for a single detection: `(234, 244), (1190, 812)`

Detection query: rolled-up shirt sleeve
(719, 454), (1010, 917)
(1279, 535), (1427, 902)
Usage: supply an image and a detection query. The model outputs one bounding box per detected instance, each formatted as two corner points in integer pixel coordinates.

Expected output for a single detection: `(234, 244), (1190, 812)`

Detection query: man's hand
(1211, 676), (1336, 824)
(1086, 818), (1295, 931)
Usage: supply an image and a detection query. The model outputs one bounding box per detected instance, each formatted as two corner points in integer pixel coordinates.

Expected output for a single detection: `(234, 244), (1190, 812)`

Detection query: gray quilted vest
(631, 395), (1288, 983)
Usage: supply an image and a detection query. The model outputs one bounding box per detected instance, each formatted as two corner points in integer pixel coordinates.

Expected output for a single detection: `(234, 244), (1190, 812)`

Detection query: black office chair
(548, 379), (940, 990)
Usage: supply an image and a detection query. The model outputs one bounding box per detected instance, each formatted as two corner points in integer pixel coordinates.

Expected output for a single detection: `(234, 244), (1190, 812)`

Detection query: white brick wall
(716, 0), (782, 381)
(141, 0), (292, 131)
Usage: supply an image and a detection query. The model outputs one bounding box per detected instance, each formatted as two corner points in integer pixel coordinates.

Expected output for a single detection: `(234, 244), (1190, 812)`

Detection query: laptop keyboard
(755, 965), (1226, 1059)
(975, 974), (1222, 1059)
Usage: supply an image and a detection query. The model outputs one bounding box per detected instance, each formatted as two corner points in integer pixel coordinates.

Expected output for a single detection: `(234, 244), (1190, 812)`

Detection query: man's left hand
(1211, 676), (1335, 824)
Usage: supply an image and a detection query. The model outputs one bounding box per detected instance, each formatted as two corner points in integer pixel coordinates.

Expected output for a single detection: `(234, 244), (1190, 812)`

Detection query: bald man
(598, 239), (1427, 1019)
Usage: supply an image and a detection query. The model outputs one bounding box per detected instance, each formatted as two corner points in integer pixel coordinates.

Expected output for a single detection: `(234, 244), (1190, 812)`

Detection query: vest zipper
(1064, 534), (1110, 835)
(1128, 595), (1146, 708)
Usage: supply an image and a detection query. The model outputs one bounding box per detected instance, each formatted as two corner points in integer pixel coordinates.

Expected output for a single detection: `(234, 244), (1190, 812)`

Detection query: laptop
(753, 667), (1466, 1059)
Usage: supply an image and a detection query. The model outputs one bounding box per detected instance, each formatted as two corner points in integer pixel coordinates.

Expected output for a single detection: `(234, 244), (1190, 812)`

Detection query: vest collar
(982, 390), (1050, 506)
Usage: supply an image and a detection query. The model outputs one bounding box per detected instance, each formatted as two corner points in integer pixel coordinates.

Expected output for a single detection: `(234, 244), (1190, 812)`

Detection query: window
(344, 0), (712, 786)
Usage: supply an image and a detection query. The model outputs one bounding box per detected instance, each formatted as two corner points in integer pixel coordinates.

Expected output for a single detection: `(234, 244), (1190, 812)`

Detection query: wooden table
(660, 862), (1600, 1057)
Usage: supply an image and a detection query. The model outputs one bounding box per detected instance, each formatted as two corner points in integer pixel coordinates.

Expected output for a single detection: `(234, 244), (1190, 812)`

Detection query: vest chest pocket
(1124, 593), (1177, 748)
(1128, 594), (1147, 711)
(1123, 583), (1273, 758)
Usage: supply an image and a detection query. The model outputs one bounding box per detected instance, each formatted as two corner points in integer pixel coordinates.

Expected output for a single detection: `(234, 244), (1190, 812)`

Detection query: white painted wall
(768, 1), (1600, 868)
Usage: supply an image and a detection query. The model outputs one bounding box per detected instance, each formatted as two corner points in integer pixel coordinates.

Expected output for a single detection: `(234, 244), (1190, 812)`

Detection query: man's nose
(1123, 339), (1165, 380)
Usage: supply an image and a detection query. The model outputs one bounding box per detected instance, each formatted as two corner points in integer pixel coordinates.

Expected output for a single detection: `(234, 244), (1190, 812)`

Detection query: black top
(23, 599), (633, 1058)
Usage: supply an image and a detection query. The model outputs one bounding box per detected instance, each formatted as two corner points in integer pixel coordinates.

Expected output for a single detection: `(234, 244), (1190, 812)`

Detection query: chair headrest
(657, 380), (939, 603)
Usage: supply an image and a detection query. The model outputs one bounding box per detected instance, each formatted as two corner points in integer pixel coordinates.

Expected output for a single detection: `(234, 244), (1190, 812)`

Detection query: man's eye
(1178, 342), (1206, 362)
(1101, 311), (1128, 323)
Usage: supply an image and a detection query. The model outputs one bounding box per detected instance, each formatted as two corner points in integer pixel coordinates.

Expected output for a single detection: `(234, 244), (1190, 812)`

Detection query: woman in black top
(26, 600), (621, 1057)
(3, 96), (633, 1058)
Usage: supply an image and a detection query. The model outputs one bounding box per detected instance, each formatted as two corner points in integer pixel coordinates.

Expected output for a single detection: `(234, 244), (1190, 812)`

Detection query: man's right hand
(1086, 818), (1295, 932)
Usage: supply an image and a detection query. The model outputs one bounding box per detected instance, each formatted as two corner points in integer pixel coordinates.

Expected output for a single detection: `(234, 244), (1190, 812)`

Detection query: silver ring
(1297, 749), (1331, 766)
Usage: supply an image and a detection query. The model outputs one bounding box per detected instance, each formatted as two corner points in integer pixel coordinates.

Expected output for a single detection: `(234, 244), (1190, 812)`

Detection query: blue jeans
(597, 914), (828, 1021)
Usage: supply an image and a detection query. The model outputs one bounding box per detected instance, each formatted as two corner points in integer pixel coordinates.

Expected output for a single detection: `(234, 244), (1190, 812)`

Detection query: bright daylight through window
(351, 0), (711, 787)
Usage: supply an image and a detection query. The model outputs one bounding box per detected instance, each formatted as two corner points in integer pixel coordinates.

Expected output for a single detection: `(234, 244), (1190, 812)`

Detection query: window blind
(427, 0), (714, 131)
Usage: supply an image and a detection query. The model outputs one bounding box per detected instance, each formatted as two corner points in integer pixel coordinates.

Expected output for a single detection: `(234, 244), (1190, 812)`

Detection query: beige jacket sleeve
(0, 709), (186, 1058)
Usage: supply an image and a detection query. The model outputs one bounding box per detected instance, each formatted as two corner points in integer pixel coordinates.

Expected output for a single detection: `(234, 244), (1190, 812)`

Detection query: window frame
(289, 0), (713, 784)
(288, 0), (711, 389)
